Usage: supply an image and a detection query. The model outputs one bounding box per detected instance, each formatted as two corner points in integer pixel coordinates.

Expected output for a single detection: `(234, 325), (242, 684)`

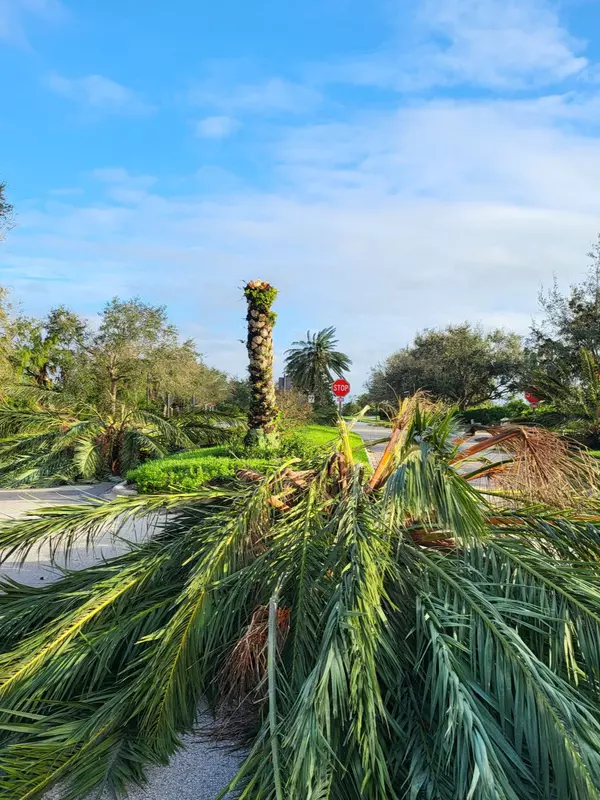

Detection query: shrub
(128, 425), (369, 491)
(127, 447), (269, 493)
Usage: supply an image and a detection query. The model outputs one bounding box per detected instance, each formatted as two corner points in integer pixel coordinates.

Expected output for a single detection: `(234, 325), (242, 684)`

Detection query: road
(351, 420), (391, 467)
(0, 483), (151, 586)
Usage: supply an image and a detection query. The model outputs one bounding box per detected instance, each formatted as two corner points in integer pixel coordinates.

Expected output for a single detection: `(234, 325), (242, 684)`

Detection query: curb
(111, 481), (138, 497)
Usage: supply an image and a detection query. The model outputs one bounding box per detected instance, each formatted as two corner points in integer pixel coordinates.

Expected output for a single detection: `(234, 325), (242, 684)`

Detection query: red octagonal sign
(332, 379), (351, 398)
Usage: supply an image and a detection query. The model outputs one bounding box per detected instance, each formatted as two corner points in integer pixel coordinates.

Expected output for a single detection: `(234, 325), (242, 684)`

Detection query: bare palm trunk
(244, 280), (279, 448)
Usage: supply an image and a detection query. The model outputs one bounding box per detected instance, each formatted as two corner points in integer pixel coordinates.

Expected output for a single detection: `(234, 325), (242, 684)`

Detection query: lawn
(300, 424), (369, 462)
(128, 424), (369, 493)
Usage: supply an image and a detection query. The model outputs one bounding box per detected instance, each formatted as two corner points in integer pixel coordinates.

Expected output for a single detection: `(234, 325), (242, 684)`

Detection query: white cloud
(0, 0), (66, 45)
(195, 116), (240, 139)
(191, 77), (321, 115)
(45, 73), (154, 116)
(322, 0), (588, 91)
(417, 0), (587, 87)
(7, 91), (600, 386)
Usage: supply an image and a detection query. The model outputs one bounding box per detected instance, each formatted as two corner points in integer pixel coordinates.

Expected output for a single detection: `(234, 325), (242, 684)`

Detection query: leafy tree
(79, 298), (180, 414)
(1, 401), (600, 797)
(222, 378), (252, 413)
(0, 288), (17, 391)
(275, 387), (311, 431)
(0, 182), (14, 243)
(528, 236), (600, 381)
(529, 348), (600, 446)
(244, 280), (279, 448)
(147, 339), (229, 413)
(369, 323), (522, 409)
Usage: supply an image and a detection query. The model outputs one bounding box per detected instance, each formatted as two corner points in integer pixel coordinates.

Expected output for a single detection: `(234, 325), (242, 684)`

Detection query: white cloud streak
(195, 116), (241, 139)
(321, 0), (588, 91)
(45, 73), (154, 116)
(6, 90), (600, 385)
(0, 0), (66, 45)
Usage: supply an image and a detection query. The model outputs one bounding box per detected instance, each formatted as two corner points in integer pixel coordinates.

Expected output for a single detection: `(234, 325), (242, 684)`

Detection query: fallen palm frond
(1, 404), (600, 798)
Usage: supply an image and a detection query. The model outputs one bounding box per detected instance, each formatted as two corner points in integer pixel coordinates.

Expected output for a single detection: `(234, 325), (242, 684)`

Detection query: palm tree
(244, 280), (279, 448)
(1, 398), (600, 798)
(0, 388), (233, 486)
(285, 326), (351, 394)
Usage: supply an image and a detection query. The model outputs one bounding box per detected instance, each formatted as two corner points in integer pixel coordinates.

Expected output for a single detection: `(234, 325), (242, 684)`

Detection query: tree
(368, 323), (522, 409)
(11, 306), (87, 389)
(528, 235), (600, 378)
(285, 327), (352, 425)
(285, 326), (351, 393)
(0, 387), (231, 485)
(244, 280), (279, 447)
(0, 288), (17, 392)
(1, 399), (600, 798)
(529, 348), (600, 446)
(0, 182), (14, 243)
(84, 298), (180, 414)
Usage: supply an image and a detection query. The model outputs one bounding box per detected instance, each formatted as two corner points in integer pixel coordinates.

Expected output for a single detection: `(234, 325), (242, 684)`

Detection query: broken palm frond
(1, 405), (600, 799)
(454, 424), (600, 508)
(219, 605), (290, 711)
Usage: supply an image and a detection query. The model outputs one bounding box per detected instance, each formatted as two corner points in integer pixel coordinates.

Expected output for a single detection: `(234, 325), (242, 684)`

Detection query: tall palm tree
(285, 326), (351, 394)
(1, 400), (600, 798)
(244, 280), (279, 448)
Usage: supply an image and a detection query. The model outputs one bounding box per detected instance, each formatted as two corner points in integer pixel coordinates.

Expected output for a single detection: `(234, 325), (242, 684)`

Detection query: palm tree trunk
(244, 280), (279, 448)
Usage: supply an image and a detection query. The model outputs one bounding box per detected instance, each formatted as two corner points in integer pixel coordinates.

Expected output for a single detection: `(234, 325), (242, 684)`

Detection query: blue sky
(1, 0), (600, 390)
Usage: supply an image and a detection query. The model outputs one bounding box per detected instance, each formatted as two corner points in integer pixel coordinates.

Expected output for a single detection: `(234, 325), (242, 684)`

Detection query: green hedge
(128, 425), (369, 493)
(127, 447), (269, 493)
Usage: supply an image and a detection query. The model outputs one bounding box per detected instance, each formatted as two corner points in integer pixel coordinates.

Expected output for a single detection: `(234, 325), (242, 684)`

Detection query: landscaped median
(127, 423), (369, 493)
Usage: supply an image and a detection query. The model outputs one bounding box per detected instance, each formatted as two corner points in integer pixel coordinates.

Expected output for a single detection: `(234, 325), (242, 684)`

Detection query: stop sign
(332, 379), (351, 398)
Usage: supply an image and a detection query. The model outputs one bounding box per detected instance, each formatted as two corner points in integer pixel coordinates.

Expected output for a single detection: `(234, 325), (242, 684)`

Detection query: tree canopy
(368, 323), (523, 409)
(0, 182), (14, 243)
(528, 236), (600, 378)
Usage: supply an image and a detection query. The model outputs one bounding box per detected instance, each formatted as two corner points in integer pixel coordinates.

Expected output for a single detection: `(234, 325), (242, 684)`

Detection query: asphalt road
(0, 482), (151, 586)
(351, 420), (391, 467)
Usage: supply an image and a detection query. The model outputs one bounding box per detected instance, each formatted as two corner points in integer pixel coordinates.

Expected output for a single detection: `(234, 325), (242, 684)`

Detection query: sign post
(331, 378), (351, 416)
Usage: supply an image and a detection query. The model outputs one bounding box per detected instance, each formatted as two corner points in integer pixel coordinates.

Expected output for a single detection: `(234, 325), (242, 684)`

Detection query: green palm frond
(1, 405), (600, 798)
(284, 327), (352, 392)
(0, 391), (234, 486)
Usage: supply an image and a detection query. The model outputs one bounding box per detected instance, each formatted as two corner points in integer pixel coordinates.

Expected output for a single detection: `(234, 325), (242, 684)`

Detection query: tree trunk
(244, 280), (279, 448)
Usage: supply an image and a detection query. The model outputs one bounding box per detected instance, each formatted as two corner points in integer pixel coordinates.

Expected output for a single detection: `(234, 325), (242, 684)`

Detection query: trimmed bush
(128, 425), (369, 492)
(127, 447), (269, 493)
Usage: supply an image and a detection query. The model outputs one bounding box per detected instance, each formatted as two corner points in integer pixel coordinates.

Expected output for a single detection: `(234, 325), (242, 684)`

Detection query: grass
(300, 424), (369, 462)
(128, 424), (369, 492)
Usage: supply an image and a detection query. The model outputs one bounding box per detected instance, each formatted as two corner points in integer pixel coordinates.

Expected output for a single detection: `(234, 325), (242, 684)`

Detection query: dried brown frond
(455, 425), (600, 508)
(218, 605), (290, 713)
